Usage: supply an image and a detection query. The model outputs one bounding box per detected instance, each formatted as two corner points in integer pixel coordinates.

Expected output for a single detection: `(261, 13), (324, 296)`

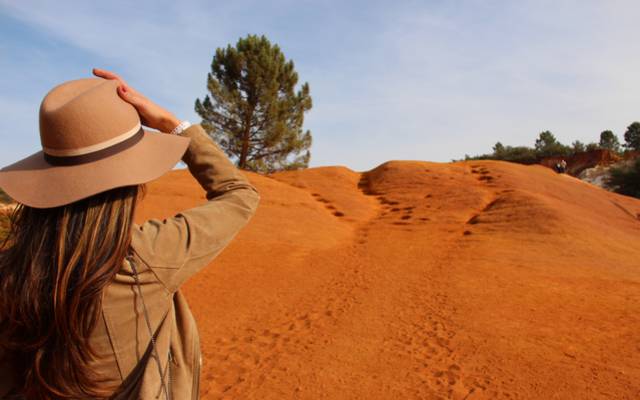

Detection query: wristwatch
(170, 120), (192, 135)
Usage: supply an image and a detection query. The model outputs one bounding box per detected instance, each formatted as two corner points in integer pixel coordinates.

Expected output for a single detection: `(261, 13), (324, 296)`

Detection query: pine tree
(599, 130), (620, 153)
(195, 34), (313, 173)
(571, 140), (585, 153)
(623, 122), (640, 151)
(492, 142), (505, 156)
(534, 131), (571, 157)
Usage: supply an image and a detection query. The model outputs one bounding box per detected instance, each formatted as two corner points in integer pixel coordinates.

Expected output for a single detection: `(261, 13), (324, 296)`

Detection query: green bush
(607, 158), (640, 199)
(465, 144), (539, 164)
(534, 131), (572, 158)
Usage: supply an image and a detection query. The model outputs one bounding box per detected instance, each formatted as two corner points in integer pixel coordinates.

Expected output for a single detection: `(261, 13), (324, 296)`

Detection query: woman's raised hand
(92, 68), (181, 133)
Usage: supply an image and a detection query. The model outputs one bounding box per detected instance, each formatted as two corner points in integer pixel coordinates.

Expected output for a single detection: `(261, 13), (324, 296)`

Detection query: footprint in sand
(207, 304), (348, 397)
(378, 196), (400, 206)
(356, 174), (382, 196)
(310, 193), (346, 218)
(466, 214), (480, 225)
(478, 175), (494, 182)
(470, 166), (497, 184)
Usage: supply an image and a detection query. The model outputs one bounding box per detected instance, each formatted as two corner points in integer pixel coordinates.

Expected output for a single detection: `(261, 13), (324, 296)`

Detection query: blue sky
(1, 1), (640, 172)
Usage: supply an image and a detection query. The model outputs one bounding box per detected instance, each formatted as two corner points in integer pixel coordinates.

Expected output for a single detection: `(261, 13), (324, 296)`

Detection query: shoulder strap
(108, 339), (153, 400)
(126, 255), (171, 400)
(109, 305), (170, 400)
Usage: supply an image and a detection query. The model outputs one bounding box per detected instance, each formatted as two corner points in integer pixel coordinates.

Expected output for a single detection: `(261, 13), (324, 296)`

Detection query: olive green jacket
(0, 124), (260, 399)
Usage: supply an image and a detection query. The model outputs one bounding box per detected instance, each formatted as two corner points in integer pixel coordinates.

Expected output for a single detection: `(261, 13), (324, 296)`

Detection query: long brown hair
(0, 183), (146, 399)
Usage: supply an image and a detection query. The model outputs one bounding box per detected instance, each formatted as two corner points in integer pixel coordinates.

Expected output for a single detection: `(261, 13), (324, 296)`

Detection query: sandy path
(137, 160), (640, 399)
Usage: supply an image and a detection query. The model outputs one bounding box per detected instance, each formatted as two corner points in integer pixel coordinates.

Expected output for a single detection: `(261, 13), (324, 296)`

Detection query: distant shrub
(465, 143), (545, 164)
(534, 131), (573, 158)
(571, 140), (586, 153)
(585, 142), (600, 152)
(599, 130), (621, 153)
(494, 146), (538, 163)
(463, 126), (635, 165)
(623, 122), (640, 151)
(607, 158), (640, 199)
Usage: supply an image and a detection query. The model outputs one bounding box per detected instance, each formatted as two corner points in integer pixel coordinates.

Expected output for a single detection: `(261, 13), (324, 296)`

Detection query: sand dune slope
(136, 160), (640, 400)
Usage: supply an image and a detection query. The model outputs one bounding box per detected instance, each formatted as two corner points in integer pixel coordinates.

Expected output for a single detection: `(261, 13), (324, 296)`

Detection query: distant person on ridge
(0, 69), (260, 398)
(555, 159), (568, 174)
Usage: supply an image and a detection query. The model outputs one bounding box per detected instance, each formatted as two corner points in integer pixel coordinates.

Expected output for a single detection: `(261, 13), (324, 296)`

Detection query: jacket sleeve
(130, 124), (260, 292)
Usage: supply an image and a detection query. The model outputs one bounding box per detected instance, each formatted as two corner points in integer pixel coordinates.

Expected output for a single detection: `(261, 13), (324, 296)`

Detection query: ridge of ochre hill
(135, 160), (640, 400)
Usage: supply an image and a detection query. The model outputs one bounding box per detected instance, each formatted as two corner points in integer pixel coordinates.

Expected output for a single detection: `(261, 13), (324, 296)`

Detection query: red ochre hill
(135, 159), (640, 400)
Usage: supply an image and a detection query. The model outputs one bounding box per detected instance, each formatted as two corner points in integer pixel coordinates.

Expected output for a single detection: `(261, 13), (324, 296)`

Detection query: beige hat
(0, 78), (190, 208)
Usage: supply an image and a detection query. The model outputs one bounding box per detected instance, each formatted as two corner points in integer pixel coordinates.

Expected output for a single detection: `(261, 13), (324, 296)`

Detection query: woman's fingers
(92, 68), (178, 132)
(96, 68), (142, 103)
(93, 68), (136, 95)
(92, 68), (123, 83)
(116, 84), (133, 102)
(117, 84), (145, 108)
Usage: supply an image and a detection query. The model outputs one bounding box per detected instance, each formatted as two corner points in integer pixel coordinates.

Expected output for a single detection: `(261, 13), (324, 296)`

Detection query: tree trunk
(238, 106), (254, 169)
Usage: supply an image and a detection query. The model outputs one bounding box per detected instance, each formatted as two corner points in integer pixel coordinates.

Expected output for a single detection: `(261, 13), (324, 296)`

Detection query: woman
(0, 69), (261, 399)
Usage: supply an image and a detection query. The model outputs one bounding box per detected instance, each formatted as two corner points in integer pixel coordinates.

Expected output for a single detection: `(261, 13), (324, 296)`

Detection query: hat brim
(0, 129), (190, 208)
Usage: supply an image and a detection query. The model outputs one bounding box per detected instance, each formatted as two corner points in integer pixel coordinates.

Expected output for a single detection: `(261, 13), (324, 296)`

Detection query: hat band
(43, 123), (142, 156)
(43, 127), (145, 166)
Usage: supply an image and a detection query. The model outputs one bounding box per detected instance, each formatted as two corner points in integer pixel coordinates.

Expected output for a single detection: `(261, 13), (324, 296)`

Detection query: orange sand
(135, 160), (640, 399)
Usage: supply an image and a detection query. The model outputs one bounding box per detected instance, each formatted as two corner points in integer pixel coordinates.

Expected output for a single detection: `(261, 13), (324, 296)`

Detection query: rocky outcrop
(579, 157), (637, 189)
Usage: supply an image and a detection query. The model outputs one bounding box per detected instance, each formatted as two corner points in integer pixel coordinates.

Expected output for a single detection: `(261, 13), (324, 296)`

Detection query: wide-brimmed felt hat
(0, 78), (190, 208)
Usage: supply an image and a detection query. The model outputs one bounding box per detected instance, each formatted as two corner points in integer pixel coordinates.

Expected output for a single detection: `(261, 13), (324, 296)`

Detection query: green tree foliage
(195, 34), (313, 173)
(599, 130), (621, 152)
(499, 146), (538, 163)
(571, 140), (585, 153)
(463, 126), (639, 164)
(607, 158), (640, 199)
(534, 131), (571, 158)
(465, 145), (537, 164)
(585, 142), (600, 151)
(534, 131), (556, 154)
(623, 122), (640, 151)
(492, 142), (505, 158)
